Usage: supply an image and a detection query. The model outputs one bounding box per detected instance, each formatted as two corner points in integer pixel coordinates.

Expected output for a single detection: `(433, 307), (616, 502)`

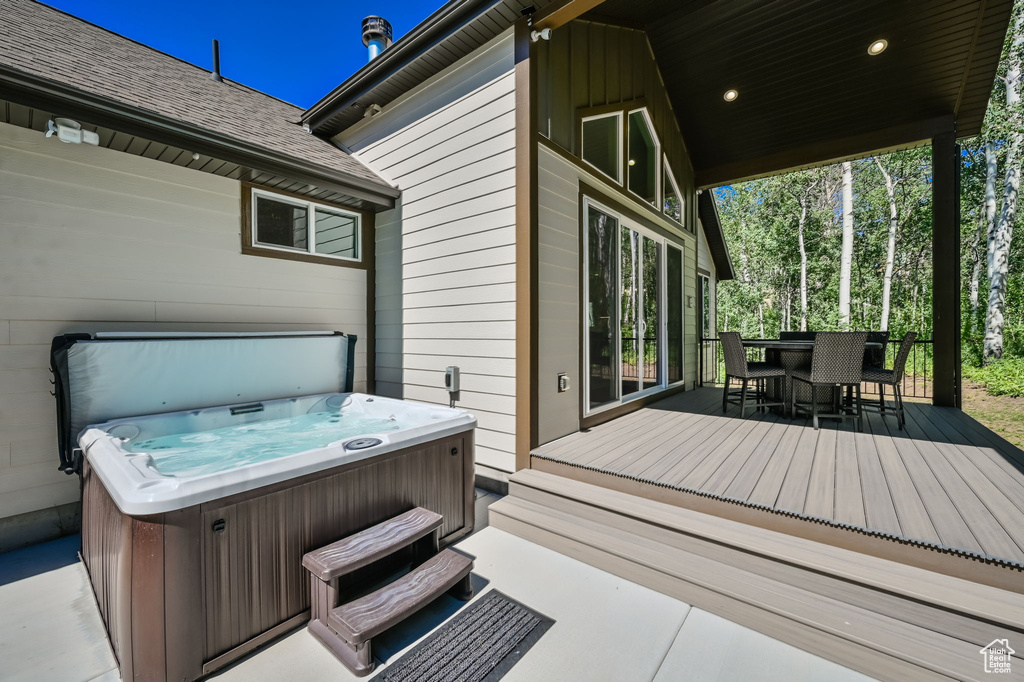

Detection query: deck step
(303, 507), (442, 581)
(329, 548), (474, 644)
(492, 470), (1024, 682)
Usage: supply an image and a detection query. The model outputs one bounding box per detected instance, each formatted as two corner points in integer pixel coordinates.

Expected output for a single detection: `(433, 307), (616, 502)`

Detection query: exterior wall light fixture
(46, 118), (99, 145)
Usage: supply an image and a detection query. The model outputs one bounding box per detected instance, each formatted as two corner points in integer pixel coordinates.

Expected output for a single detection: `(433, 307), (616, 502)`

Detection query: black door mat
(372, 589), (554, 682)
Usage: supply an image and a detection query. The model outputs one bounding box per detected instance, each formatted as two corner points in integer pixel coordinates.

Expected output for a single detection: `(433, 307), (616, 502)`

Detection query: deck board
(864, 410), (938, 543)
(851, 419), (901, 536)
(803, 422), (837, 519)
(773, 425), (819, 514)
(746, 416), (804, 507)
(629, 393), (733, 479)
(901, 404), (1024, 559)
(533, 387), (1024, 568)
(832, 420), (866, 528)
(876, 405), (985, 553)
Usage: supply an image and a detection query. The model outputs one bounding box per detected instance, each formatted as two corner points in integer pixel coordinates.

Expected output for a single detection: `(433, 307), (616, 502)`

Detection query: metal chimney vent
(210, 39), (223, 82)
(362, 16), (393, 61)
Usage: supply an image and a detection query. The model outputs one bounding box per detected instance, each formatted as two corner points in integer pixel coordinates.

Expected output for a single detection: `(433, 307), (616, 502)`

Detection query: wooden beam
(532, 0), (606, 31)
(695, 115), (955, 189)
(514, 18), (539, 471)
(931, 129), (962, 408)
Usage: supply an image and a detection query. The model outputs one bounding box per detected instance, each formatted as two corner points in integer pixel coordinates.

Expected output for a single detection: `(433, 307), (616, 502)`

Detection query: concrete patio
(0, 491), (869, 682)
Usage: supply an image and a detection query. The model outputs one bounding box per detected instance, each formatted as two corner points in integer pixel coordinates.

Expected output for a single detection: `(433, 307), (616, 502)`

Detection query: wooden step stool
(302, 507), (474, 676)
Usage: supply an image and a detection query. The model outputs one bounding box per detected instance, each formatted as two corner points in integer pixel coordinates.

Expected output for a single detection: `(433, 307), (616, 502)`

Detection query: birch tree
(985, 11), (1023, 361)
(874, 157), (898, 331)
(969, 212), (985, 326)
(797, 196), (810, 331)
(786, 179), (818, 331)
(839, 161), (854, 329)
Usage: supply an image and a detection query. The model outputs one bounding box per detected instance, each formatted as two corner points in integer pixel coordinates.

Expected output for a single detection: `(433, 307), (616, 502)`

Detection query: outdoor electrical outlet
(557, 373), (570, 393)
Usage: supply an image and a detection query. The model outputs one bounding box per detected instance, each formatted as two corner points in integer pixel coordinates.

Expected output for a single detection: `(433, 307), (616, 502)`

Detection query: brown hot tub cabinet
(81, 430), (475, 681)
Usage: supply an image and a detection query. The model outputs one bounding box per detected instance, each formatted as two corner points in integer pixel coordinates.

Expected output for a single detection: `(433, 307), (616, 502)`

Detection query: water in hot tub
(125, 411), (402, 477)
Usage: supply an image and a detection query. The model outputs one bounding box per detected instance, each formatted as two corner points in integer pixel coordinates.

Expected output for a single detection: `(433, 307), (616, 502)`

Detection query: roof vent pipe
(362, 16), (393, 61)
(210, 39), (223, 82)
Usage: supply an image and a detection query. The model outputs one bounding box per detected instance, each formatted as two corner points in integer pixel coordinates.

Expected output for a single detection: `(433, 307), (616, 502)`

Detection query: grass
(962, 381), (1024, 450)
(961, 357), (1024, 397)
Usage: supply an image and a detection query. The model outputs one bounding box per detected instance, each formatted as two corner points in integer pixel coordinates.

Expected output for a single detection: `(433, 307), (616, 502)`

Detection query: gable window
(249, 187), (360, 263)
(627, 109), (659, 205)
(581, 112), (622, 182)
(663, 158), (683, 223)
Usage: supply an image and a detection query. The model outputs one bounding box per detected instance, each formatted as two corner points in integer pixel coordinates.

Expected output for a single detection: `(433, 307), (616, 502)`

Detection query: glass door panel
(620, 227), (640, 397)
(587, 207), (619, 410)
(641, 237), (660, 390)
(621, 227), (660, 396)
(667, 246), (684, 383)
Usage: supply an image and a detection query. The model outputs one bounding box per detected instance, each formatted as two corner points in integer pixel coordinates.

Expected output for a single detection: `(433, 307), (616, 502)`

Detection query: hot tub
(80, 392), (475, 515)
(51, 333), (477, 681)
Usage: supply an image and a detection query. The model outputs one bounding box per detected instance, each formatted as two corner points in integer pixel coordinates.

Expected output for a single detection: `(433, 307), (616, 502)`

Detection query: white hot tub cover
(49, 331), (357, 474)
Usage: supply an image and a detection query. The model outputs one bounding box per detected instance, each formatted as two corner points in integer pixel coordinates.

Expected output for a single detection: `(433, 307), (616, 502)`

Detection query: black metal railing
(698, 337), (934, 399)
(621, 336), (658, 381)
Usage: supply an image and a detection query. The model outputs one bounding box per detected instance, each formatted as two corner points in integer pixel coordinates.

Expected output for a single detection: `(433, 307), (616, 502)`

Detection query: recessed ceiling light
(868, 39), (888, 55)
(723, 89), (738, 102)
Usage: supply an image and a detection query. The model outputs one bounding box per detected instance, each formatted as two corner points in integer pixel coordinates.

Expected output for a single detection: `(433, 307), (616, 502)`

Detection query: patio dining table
(741, 338), (883, 411)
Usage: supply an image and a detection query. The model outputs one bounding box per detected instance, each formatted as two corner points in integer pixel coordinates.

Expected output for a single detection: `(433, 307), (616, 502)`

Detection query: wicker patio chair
(790, 331), (868, 431)
(861, 331), (917, 429)
(720, 332), (787, 418)
(863, 330), (890, 369)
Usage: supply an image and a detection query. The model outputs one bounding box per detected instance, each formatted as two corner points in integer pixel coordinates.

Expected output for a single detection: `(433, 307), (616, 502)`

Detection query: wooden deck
(531, 387), (1024, 589)
(491, 470), (1024, 681)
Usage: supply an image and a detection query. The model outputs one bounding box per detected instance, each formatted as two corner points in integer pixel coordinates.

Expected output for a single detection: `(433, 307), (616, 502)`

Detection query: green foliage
(715, 148), (933, 342)
(963, 357), (1024, 397)
(960, 3), (1024, 368)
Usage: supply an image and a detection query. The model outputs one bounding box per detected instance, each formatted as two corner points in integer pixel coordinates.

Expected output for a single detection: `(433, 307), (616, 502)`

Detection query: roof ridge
(31, 0), (304, 111)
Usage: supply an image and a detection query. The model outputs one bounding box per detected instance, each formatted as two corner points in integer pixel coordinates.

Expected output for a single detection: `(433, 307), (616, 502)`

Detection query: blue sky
(44, 0), (438, 108)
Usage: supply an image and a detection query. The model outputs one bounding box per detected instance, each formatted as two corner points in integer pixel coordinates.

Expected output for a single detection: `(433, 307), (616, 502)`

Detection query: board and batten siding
(337, 31), (517, 476)
(0, 121), (370, 525)
(535, 19), (699, 233)
(536, 145), (699, 446)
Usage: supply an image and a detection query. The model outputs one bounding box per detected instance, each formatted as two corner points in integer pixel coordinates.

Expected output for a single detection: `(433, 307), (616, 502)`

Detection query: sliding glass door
(584, 197), (685, 415)
(586, 206), (620, 411)
(620, 227), (661, 397)
(667, 245), (684, 384)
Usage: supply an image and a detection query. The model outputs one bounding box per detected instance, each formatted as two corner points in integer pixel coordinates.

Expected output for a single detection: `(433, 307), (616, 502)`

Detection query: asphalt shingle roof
(0, 0), (389, 189)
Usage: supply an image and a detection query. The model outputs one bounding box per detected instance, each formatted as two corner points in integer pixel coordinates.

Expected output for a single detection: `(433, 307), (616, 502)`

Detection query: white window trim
(580, 111), (624, 184)
(626, 108), (661, 208)
(582, 196), (685, 418)
(250, 188), (361, 263)
(663, 156), (684, 225)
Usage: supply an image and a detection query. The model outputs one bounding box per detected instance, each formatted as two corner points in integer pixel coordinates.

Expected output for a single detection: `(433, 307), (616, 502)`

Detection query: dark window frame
(241, 183), (370, 269)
